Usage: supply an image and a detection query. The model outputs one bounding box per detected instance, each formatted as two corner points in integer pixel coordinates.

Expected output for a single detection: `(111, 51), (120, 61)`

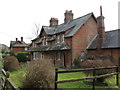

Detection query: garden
(0, 54), (120, 89)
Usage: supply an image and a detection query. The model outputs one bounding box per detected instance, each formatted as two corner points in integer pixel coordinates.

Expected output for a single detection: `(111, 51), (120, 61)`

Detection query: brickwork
(72, 16), (97, 63)
(12, 47), (23, 53)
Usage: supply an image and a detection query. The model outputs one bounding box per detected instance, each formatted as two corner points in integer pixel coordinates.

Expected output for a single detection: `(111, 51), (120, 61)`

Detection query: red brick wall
(88, 49), (120, 65)
(13, 47), (24, 53)
(72, 16), (98, 63)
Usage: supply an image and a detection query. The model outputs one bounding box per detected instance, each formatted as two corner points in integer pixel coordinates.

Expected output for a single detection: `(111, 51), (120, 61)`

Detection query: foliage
(73, 59), (81, 67)
(10, 52), (17, 57)
(16, 52), (29, 62)
(23, 59), (55, 88)
(0, 58), (4, 68)
(80, 60), (115, 83)
(3, 56), (20, 71)
(9, 67), (119, 89)
(9, 66), (26, 88)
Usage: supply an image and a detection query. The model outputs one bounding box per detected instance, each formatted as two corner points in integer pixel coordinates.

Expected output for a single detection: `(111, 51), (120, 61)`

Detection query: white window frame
(25, 47), (28, 50)
(62, 34), (64, 43)
(57, 35), (60, 43)
(58, 52), (60, 61)
(42, 39), (45, 46)
(46, 39), (48, 45)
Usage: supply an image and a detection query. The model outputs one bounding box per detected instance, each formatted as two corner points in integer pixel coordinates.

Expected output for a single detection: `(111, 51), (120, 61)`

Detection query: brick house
(10, 37), (28, 54)
(87, 7), (120, 65)
(29, 10), (98, 67)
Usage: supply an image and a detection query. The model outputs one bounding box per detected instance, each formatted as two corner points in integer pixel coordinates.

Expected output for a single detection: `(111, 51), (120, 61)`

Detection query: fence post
(55, 68), (58, 90)
(3, 72), (9, 90)
(93, 67), (95, 90)
(116, 65), (119, 85)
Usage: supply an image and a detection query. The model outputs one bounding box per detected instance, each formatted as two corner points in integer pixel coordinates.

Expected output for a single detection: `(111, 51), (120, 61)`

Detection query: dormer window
(62, 34), (64, 43)
(42, 39), (45, 46)
(33, 42), (36, 47)
(57, 35), (60, 43)
(46, 39), (48, 45)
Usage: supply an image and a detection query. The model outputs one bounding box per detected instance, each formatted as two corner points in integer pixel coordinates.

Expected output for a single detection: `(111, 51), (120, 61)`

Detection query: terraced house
(29, 10), (98, 67)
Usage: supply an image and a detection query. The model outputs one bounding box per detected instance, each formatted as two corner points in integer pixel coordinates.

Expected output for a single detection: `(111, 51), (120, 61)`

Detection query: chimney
(64, 10), (73, 24)
(16, 38), (18, 41)
(21, 37), (23, 42)
(97, 6), (106, 50)
(49, 17), (58, 27)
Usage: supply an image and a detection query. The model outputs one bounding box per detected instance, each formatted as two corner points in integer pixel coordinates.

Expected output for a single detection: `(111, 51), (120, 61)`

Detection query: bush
(10, 52), (16, 57)
(80, 60), (115, 83)
(23, 59), (55, 88)
(16, 52), (28, 62)
(3, 56), (19, 71)
(0, 58), (4, 68)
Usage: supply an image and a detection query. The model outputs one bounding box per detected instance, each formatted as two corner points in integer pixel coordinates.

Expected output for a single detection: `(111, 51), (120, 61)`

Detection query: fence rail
(1, 69), (20, 90)
(55, 65), (120, 90)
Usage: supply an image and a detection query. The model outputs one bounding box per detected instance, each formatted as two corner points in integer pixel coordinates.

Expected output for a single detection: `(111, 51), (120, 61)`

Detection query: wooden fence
(55, 65), (120, 90)
(1, 69), (20, 90)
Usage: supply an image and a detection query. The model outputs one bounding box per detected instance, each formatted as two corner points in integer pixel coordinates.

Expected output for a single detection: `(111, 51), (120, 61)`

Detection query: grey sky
(0, 0), (119, 46)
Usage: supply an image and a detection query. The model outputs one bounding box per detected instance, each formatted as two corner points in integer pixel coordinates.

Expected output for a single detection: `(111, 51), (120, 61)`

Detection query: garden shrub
(3, 56), (19, 71)
(0, 58), (4, 68)
(23, 58), (55, 88)
(10, 52), (16, 57)
(80, 60), (115, 83)
(16, 52), (28, 62)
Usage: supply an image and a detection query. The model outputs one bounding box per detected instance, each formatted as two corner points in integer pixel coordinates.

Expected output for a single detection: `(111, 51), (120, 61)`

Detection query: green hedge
(16, 52), (30, 62)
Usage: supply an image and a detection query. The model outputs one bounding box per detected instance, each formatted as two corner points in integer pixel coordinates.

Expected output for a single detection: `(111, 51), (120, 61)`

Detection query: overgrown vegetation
(9, 66), (120, 89)
(16, 52), (29, 62)
(3, 56), (20, 71)
(80, 60), (115, 83)
(23, 59), (55, 88)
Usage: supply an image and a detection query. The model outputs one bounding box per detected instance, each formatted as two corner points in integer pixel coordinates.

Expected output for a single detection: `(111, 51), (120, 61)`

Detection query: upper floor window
(57, 35), (60, 43)
(33, 42), (36, 47)
(62, 34), (64, 43)
(46, 39), (48, 45)
(42, 39), (45, 46)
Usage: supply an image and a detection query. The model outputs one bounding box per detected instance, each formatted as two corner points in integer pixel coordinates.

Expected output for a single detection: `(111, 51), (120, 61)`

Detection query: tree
(32, 23), (41, 38)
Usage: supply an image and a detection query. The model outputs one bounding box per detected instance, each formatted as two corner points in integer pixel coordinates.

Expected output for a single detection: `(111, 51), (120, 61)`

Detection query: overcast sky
(0, 0), (119, 46)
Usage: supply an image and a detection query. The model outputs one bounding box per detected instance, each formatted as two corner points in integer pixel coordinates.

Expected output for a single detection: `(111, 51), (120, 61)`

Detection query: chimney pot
(21, 37), (23, 42)
(49, 17), (58, 27)
(16, 38), (18, 41)
(64, 10), (73, 24)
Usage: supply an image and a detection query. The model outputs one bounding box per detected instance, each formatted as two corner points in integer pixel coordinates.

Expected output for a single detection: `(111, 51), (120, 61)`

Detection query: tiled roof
(42, 12), (96, 37)
(10, 41), (28, 48)
(28, 42), (70, 52)
(87, 29), (120, 49)
(42, 26), (56, 35)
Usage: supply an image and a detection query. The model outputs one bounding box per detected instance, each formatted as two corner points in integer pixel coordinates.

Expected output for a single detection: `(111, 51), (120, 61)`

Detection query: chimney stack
(97, 6), (106, 50)
(16, 38), (18, 41)
(49, 17), (58, 27)
(21, 37), (23, 42)
(64, 10), (73, 24)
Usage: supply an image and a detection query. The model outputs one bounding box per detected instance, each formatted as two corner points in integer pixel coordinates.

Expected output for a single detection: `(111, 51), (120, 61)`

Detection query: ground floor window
(58, 52), (61, 61)
(33, 52), (40, 60)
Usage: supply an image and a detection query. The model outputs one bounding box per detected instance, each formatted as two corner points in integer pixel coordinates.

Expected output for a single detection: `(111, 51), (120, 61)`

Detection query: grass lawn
(57, 68), (120, 89)
(9, 66), (26, 88)
(9, 67), (120, 89)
